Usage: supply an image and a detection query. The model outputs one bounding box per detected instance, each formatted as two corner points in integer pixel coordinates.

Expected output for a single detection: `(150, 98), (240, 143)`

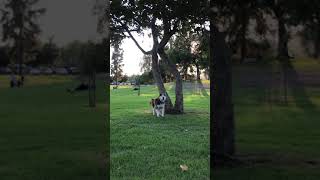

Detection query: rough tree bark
(275, 8), (290, 104)
(150, 19), (174, 112)
(314, 25), (320, 58)
(275, 8), (289, 59)
(158, 47), (184, 113)
(211, 24), (235, 166)
(93, 71), (96, 106)
(15, 6), (25, 81)
(196, 64), (201, 81)
(151, 46), (174, 111)
(240, 6), (248, 64)
(17, 20), (24, 79)
(88, 71), (96, 107)
(155, 16), (184, 114)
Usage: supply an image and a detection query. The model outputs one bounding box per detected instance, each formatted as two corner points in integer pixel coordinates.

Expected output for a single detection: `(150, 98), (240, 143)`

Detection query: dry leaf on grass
(180, 164), (188, 171)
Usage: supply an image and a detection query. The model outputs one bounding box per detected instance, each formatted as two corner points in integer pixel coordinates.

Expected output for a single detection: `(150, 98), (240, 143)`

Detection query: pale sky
(111, 31), (153, 76)
(37, 0), (101, 46)
(0, 0), (101, 46)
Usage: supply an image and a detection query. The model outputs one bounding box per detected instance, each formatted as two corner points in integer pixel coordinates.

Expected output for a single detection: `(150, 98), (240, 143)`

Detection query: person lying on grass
(67, 82), (89, 93)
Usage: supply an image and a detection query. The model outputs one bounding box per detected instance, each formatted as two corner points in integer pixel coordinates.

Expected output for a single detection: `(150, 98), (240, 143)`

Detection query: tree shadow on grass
(227, 61), (320, 171)
(197, 80), (209, 97)
(286, 60), (317, 111)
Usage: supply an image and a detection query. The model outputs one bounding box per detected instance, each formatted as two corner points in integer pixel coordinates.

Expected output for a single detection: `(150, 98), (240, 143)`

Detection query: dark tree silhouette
(0, 0), (45, 77)
(111, 44), (124, 86)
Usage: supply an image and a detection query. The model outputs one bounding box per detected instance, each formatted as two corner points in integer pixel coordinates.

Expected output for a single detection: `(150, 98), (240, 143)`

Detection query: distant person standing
(17, 75), (24, 87)
(10, 73), (17, 88)
(20, 75), (24, 87)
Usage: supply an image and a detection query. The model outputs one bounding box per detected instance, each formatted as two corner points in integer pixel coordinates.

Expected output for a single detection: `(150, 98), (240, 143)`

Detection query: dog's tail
(150, 99), (155, 107)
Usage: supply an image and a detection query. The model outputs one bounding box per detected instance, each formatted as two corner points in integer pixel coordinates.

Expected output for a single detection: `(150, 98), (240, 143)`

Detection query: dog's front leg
(161, 105), (165, 117)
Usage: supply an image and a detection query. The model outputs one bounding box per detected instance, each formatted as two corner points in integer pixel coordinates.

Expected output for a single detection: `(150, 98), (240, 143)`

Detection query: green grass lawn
(110, 83), (210, 179)
(214, 58), (320, 179)
(0, 75), (106, 180)
(1, 58), (317, 179)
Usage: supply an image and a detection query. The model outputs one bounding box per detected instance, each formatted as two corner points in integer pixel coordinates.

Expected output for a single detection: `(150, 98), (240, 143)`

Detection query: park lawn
(214, 58), (320, 179)
(110, 83), (210, 179)
(0, 75), (106, 180)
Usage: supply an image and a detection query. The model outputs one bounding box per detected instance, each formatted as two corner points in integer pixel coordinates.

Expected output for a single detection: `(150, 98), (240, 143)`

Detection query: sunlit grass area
(110, 82), (210, 179)
(0, 75), (106, 179)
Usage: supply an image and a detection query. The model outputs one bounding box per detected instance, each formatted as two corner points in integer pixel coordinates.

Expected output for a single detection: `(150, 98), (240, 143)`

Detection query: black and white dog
(150, 93), (166, 117)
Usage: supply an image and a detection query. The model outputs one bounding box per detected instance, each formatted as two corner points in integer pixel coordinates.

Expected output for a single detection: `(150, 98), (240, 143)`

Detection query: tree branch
(158, 19), (177, 49)
(151, 17), (159, 46)
(158, 33), (172, 50)
(115, 18), (152, 54)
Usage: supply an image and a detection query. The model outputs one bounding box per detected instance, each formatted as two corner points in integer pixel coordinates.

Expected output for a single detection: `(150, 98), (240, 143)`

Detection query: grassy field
(1, 58), (317, 179)
(215, 58), (320, 179)
(0, 75), (106, 179)
(110, 83), (210, 179)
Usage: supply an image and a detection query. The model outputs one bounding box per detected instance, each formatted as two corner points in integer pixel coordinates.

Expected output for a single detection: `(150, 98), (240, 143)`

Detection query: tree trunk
(88, 71), (96, 108)
(196, 64), (201, 81)
(183, 66), (188, 81)
(158, 48), (184, 114)
(115, 68), (118, 87)
(196, 64), (201, 92)
(151, 48), (174, 112)
(314, 24), (320, 59)
(275, 10), (290, 104)
(276, 11), (289, 59)
(17, 5), (25, 79)
(281, 59), (289, 105)
(125, 17), (175, 113)
(88, 75), (92, 106)
(211, 24), (235, 166)
(17, 20), (24, 79)
(150, 20), (174, 112)
(240, 7), (248, 64)
(18, 38), (23, 77)
(93, 71), (96, 106)
(196, 64), (208, 96)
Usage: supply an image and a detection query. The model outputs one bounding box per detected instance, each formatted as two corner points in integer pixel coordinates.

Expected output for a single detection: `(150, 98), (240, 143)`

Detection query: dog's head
(159, 93), (166, 103)
(150, 93), (166, 107)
